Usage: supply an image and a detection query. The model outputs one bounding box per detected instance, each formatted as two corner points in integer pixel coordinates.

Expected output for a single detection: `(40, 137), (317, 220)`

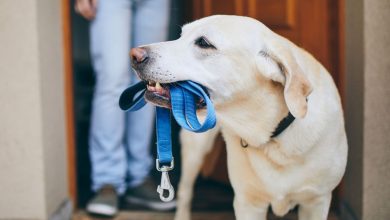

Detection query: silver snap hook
(157, 171), (175, 202)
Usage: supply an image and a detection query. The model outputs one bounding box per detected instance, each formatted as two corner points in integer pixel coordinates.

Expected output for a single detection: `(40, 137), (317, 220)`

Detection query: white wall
(344, 0), (390, 219)
(362, 0), (390, 219)
(0, 0), (68, 219)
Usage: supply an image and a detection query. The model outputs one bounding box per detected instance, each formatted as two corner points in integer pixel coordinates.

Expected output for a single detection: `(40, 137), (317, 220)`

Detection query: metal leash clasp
(156, 158), (175, 202)
(157, 171), (174, 202)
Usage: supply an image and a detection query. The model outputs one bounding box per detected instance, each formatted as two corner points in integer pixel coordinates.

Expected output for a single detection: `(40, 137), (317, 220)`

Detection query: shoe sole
(87, 203), (118, 216)
(126, 196), (177, 211)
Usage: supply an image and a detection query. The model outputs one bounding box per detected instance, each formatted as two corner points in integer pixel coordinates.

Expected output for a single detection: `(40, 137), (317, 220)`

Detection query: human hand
(74, 0), (98, 20)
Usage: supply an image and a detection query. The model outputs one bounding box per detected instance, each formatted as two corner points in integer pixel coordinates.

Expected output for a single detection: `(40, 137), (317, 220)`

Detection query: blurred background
(0, 0), (389, 220)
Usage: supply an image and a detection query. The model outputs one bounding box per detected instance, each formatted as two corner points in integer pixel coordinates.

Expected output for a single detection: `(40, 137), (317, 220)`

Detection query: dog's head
(131, 15), (312, 118)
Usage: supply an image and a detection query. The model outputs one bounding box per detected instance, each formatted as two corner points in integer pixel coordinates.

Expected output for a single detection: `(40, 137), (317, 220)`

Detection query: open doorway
(69, 0), (234, 212)
(66, 0), (345, 218)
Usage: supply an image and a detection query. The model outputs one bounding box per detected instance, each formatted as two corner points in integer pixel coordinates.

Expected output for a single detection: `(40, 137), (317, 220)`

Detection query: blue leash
(119, 81), (216, 202)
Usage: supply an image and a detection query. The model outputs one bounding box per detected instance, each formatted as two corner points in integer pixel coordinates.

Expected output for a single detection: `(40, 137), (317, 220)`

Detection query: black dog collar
(240, 112), (295, 148)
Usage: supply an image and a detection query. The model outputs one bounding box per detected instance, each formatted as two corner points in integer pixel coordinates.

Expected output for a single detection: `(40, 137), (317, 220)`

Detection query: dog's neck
(215, 83), (290, 147)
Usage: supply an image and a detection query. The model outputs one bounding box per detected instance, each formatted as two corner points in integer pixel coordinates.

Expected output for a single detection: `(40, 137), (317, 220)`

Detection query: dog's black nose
(130, 47), (149, 65)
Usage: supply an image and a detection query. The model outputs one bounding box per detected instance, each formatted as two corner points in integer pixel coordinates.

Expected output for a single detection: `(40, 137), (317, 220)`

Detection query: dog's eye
(194, 37), (216, 49)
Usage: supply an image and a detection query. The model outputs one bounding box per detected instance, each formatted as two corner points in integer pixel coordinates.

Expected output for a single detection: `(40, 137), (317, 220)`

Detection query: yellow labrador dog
(130, 15), (348, 220)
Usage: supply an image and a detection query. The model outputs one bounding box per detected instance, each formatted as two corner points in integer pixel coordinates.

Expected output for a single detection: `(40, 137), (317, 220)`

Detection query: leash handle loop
(170, 81), (216, 133)
(119, 81), (147, 111)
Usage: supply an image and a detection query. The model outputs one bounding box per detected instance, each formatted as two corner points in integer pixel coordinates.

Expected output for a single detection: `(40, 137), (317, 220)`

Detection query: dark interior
(70, 0), (234, 211)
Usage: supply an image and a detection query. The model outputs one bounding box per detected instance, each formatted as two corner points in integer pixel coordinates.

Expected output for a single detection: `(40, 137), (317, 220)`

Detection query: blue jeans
(89, 0), (170, 194)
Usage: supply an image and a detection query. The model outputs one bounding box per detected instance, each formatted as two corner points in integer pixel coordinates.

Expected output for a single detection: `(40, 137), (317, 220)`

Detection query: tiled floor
(74, 210), (339, 220)
(75, 178), (339, 220)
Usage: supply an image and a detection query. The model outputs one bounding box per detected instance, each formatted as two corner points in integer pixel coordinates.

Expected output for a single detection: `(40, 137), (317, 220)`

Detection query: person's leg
(126, 0), (171, 187)
(89, 0), (132, 195)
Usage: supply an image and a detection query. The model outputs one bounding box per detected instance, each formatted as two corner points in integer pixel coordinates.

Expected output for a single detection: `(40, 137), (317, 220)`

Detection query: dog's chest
(250, 152), (320, 193)
(226, 139), (323, 206)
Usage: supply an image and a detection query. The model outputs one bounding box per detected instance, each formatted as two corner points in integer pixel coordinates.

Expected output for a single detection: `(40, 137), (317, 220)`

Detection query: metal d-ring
(240, 138), (249, 148)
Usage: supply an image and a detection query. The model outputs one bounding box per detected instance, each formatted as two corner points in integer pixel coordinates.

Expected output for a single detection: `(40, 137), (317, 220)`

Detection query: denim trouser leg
(89, 0), (132, 194)
(126, 0), (171, 188)
(89, 0), (170, 194)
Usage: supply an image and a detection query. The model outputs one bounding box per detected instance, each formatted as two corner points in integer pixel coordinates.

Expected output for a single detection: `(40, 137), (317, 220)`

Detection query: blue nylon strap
(170, 81), (216, 133)
(119, 81), (147, 111)
(119, 80), (216, 165)
(155, 107), (173, 164)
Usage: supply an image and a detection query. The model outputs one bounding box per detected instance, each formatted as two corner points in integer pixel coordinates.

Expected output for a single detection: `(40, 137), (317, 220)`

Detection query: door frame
(62, 0), (345, 208)
(62, 0), (77, 207)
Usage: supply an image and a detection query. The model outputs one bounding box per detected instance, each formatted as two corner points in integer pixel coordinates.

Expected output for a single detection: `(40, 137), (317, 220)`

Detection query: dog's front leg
(234, 196), (268, 220)
(298, 193), (332, 220)
(174, 127), (219, 220)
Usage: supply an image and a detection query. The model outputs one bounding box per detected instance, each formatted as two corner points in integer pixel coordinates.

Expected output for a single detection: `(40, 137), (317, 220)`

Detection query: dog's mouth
(144, 80), (206, 109)
(145, 81), (171, 109)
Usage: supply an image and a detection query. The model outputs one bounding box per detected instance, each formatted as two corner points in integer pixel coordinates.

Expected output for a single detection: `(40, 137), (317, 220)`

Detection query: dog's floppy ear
(256, 42), (312, 118)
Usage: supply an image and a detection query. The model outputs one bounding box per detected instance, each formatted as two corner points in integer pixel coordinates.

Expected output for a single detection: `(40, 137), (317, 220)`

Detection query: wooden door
(187, 0), (343, 90)
(188, 0), (345, 187)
